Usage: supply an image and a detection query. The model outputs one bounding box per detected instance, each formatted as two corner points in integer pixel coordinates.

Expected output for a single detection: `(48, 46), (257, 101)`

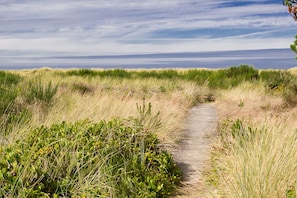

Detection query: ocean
(1, 48), (296, 70)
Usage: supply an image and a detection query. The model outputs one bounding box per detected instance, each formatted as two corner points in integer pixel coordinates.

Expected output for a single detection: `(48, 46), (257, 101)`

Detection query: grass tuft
(24, 78), (58, 105)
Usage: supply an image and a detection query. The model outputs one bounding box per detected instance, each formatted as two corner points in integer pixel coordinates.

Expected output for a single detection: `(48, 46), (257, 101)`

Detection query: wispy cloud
(0, 0), (295, 58)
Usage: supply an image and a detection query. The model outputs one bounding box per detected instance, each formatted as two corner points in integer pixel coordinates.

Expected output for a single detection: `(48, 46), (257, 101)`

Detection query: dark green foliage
(24, 78), (58, 105)
(182, 69), (212, 84)
(290, 34), (297, 57)
(65, 68), (98, 76)
(0, 109), (31, 136)
(98, 69), (132, 78)
(136, 70), (179, 79)
(64, 69), (132, 78)
(214, 65), (259, 88)
(260, 70), (297, 106)
(0, 86), (18, 114)
(226, 65), (259, 80)
(0, 111), (180, 197)
(0, 72), (22, 114)
(63, 69), (180, 80)
(286, 188), (296, 198)
(72, 83), (95, 95)
(260, 70), (294, 90)
(0, 71), (21, 86)
(181, 65), (259, 89)
(0, 72), (31, 135)
(61, 65), (260, 90)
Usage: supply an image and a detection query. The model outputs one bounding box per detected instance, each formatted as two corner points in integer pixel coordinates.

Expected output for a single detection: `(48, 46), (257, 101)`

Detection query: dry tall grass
(206, 81), (297, 198)
(6, 68), (297, 197)
(13, 69), (210, 148)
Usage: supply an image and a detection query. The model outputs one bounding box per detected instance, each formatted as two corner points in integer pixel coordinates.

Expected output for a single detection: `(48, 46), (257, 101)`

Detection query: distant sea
(1, 48), (297, 70)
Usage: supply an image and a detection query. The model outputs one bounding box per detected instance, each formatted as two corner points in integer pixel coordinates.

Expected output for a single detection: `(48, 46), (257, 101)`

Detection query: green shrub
(220, 65), (259, 88)
(260, 70), (294, 91)
(226, 65), (259, 80)
(0, 112), (180, 197)
(260, 70), (297, 106)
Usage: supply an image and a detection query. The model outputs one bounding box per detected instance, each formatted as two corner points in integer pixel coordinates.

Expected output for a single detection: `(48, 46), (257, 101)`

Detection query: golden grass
(13, 69), (210, 148)
(288, 67), (297, 75)
(7, 68), (297, 197)
(206, 82), (297, 198)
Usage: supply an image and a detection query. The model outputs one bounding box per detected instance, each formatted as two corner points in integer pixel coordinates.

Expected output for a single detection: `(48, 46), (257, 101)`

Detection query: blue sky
(0, 0), (296, 57)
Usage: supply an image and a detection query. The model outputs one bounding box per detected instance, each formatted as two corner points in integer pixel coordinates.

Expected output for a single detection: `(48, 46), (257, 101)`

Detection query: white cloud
(0, 0), (295, 57)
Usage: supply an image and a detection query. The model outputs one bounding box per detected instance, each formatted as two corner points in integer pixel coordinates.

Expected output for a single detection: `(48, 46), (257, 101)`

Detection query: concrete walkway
(172, 103), (218, 185)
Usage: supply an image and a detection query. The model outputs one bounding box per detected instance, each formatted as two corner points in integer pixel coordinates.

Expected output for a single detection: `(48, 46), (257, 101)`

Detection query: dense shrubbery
(0, 109), (180, 197)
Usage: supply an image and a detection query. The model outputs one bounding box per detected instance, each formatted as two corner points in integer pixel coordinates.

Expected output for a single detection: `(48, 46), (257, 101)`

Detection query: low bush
(0, 104), (180, 197)
(226, 65), (259, 80)
(260, 70), (297, 106)
(260, 70), (293, 91)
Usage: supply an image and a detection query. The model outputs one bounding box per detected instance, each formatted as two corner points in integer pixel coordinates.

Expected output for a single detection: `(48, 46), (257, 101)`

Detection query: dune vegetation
(0, 65), (296, 197)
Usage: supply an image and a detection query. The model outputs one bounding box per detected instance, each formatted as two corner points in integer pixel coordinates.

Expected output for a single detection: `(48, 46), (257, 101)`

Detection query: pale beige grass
(214, 82), (283, 123)
(206, 82), (297, 198)
(288, 67), (297, 75)
(209, 120), (297, 198)
(20, 72), (209, 147)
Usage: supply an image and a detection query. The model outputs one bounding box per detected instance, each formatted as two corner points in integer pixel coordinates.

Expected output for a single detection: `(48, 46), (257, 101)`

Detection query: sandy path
(172, 103), (218, 186)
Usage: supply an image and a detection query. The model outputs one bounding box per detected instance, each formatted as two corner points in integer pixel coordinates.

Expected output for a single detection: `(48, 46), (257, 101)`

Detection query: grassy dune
(1, 66), (297, 197)
(0, 68), (209, 197)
